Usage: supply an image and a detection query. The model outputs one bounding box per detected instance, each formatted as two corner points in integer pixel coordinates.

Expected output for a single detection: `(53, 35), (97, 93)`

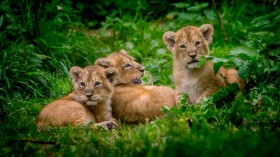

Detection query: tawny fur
(95, 50), (145, 85)
(163, 24), (245, 104)
(95, 50), (176, 124)
(112, 84), (175, 123)
(36, 66), (119, 130)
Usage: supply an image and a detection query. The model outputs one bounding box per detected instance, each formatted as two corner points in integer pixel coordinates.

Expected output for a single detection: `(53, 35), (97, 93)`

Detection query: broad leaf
(213, 61), (224, 75)
(238, 61), (250, 79)
(229, 46), (259, 59)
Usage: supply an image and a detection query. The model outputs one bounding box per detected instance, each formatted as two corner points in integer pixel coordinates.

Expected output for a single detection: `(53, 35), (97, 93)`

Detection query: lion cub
(36, 65), (119, 130)
(163, 24), (245, 104)
(95, 50), (176, 123)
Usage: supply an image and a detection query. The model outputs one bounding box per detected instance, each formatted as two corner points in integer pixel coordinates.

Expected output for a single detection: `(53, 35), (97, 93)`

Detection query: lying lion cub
(95, 50), (176, 123)
(36, 65), (119, 130)
(163, 24), (245, 104)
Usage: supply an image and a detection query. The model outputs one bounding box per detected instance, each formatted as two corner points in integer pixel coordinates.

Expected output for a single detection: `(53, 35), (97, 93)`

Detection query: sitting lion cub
(36, 65), (119, 130)
(95, 50), (176, 123)
(163, 24), (245, 104)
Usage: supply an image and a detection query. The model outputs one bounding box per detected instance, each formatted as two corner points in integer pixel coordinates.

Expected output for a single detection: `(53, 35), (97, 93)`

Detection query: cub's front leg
(91, 104), (120, 130)
(175, 88), (192, 104)
(195, 88), (218, 104)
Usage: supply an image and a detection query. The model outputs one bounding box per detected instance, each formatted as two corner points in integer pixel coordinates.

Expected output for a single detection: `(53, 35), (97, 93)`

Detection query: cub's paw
(92, 95), (104, 102)
(93, 121), (119, 130)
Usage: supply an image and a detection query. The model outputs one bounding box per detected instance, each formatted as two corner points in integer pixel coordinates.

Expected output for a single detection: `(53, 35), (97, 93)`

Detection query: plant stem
(212, 0), (229, 43)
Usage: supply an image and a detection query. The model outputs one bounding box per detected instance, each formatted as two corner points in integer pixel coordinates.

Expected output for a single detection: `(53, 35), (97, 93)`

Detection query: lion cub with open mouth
(163, 24), (245, 104)
(36, 65), (119, 130)
(95, 50), (176, 124)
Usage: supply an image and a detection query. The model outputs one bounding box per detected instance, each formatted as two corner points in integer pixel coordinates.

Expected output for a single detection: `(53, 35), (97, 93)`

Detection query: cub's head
(95, 50), (145, 85)
(163, 24), (214, 69)
(70, 65), (119, 105)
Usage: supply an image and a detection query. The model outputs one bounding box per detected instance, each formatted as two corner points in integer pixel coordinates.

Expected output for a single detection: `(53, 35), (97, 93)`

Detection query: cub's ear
(70, 66), (83, 84)
(95, 58), (116, 68)
(163, 31), (176, 51)
(104, 67), (119, 85)
(199, 24), (214, 44)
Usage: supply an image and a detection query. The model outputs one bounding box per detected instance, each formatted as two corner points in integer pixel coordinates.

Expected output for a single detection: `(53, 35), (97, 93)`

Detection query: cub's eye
(95, 81), (101, 86)
(195, 41), (201, 46)
(80, 82), (86, 87)
(179, 44), (186, 49)
(124, 63), (131, 68)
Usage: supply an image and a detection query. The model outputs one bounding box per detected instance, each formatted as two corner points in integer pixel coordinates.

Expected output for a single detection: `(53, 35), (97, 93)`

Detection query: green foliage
(0, 0), (279, 156)
(168, 2), (214, 23)
(0, 0), (103, 100)
(1, 43), (53, 99)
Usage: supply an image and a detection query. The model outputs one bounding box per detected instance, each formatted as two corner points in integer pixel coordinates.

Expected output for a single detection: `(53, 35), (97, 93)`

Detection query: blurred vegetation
(0, 0), (279, 156)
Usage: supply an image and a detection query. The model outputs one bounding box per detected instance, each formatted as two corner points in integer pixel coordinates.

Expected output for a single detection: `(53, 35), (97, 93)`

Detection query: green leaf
(229, 46), (259, 59)
(177, 13), (202, 21)
(238, 61), (250, 79)
(203, 10), (215, 20)
(198, 55), (228, 71)
(180, 93), (189, 105)
(172, 2), (190, 8)
(264, 63), (280, 73)
(251, 9), (280, 29)
(198, 55), (212, 68)
(187, 3), (208, 12)
(212, 57), (228, 75)
(213, 61), (224, 75)
(0, 15), (3, 29)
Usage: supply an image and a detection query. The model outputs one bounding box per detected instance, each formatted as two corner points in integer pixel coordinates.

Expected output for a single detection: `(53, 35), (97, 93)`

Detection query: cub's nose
(140, 69), (145, 73)
(188, 53), (197, 59)
(85, 92), (93, 98)
(139, 66), (145, 73)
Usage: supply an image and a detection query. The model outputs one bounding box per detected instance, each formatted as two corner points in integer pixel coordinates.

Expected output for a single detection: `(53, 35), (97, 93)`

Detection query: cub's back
(112, 84), (175, 123)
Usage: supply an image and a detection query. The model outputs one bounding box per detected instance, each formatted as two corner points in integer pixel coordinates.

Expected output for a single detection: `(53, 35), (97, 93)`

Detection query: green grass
(1, 99), (279, 156)
(0, 1), (279, 156)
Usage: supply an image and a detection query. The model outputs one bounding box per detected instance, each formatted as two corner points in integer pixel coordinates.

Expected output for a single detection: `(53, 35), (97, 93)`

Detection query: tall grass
(0, 0), (103, 101)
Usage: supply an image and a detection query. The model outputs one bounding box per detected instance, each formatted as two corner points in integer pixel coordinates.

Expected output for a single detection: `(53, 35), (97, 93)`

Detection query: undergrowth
(0, 0), (279, 156)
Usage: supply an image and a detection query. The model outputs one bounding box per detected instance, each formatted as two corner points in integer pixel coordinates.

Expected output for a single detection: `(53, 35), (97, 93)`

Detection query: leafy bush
(202, 6), (280, 108)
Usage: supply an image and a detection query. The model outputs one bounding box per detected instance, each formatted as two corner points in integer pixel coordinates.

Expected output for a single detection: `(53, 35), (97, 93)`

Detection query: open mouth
(188, 60), (199, 64)
(132, 78), (142, 84)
